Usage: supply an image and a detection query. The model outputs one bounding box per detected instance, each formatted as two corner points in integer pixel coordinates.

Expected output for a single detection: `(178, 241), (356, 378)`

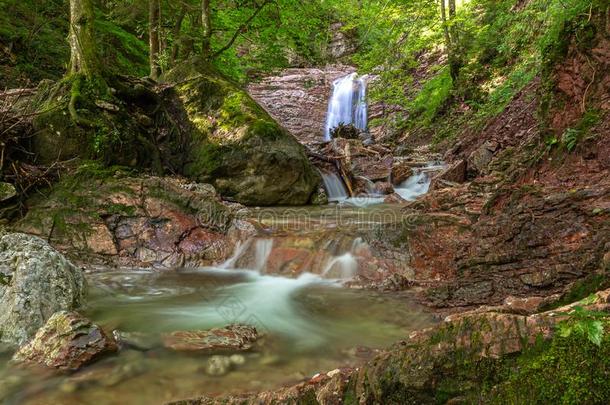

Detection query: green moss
(541, 273), (610, 311)
(489, 322), (610, 404)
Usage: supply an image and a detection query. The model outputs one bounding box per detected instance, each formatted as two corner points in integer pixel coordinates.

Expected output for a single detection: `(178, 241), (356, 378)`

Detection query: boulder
(430, 159), (467, 190)
(391, 162), (414, 185)
(467, 140), (498, 176)
(165, 60), (319, 206)
(0, 182), (16, 202)
(15, 173), (244, 268)
(162, 324), (259, 353)
(0, 233), (86, 347)
(12, 311), (117, 371)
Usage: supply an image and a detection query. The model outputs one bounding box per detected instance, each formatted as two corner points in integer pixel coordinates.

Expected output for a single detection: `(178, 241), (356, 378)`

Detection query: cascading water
(320, 171), (349, 202)
(394, 162), (447, 201)
(324, 73), (368, 141)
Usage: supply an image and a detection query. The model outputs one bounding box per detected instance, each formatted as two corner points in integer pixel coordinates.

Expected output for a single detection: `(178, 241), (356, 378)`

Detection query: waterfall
(219, 235), (369, 281)
(320, 171), (349, 202)
(324, 73), (368, 141)
(394, 162), (447, 201)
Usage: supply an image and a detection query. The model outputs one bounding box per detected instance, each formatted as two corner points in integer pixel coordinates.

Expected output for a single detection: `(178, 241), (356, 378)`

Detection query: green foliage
(491, 318), (610, 404)
(558, 300), (607, 346)
(560, 109), (602, 152)
(0, 0), (68, 87)
(408, 67), (452, 124)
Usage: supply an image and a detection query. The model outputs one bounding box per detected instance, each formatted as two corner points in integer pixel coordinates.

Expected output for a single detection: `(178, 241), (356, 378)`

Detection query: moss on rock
(165, 59), (320, 206)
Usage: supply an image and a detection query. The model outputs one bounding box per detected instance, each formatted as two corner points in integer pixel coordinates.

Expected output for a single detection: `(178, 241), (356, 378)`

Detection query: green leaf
(586, 320), (604, 347)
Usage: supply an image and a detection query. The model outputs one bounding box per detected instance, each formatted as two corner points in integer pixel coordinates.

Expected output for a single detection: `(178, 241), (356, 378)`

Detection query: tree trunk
(149, 0), (161, 80)
(170, 6), (187, 65)
(202, 0), (212, 56)
(446, 0), (461, 82)
(69, 0), (100, 77)
(440, 0), (450, 49)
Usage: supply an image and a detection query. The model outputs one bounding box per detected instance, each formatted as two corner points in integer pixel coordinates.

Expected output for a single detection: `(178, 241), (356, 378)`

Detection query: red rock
(162, 324), (259, 353)
(391, 162), (414, 184)
(12, 311), (117, 371)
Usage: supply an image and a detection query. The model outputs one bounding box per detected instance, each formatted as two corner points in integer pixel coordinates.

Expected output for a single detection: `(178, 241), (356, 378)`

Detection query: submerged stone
(162, 324), (259, 353)
(12, 311), (117, 371)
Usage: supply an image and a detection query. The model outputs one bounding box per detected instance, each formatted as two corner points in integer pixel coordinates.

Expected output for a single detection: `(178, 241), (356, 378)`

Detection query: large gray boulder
(0, 232), (86, 347)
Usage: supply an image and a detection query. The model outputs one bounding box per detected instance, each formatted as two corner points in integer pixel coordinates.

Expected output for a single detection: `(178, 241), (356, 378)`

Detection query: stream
(0, 73), (440, 404)
(0, 203), (435, 404)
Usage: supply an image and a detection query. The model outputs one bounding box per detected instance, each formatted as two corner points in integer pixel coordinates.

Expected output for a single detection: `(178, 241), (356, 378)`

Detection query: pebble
(205, 355), (232, 376)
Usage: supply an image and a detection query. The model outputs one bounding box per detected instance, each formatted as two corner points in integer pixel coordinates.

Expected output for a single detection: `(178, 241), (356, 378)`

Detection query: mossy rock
(0, 182), (16, 202)
(31, 75), (188, 174)
(165, 59), (320, 206)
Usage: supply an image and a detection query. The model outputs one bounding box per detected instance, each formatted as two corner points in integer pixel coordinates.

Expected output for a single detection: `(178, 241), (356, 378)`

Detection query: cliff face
(247, 65), (355, 145)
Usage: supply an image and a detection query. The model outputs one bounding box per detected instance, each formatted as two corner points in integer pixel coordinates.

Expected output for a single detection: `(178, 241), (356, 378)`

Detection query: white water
(324, 73), (368, 141)
(321, 171), (349, 202)
(395, 162), (447, 201)
(158, 236), (370, 348)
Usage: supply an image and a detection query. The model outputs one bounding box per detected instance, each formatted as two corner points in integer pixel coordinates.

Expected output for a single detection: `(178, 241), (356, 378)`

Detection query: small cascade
(219, 235), (370, 281)
(322, 254), (358, 279)
(253, 239), (273, 272)
(395, 162), (447, 201)
(321, 171), (349, 202)
(324, 73), (368, 141)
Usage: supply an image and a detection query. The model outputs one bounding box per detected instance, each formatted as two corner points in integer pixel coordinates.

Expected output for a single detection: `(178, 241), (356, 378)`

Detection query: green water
(1, 267), (434, 405)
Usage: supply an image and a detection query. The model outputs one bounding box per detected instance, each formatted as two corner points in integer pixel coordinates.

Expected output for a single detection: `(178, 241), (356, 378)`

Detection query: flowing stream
(0, 71), (443, 405)
(0, 215), (434, 404)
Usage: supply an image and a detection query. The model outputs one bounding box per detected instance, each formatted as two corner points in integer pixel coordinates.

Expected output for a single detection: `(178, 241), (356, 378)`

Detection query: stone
(205, 355), (232, 376)
(430, 159), (466, 190)
(162, 324), (259, 353)
(373, 181), (394, 195)
(15, 176), (237, 269)
(310, 186), (329, 205)
(467, 140), (498, 176)
(0, 233), (86, 347)
(12, 311), (117, 371)
(112, 330), (159, 351)
(383, 193), (407, 204)
(166, 60), (320, 206)
(0, 182), (16, 202)
(391, 162), (414, 185)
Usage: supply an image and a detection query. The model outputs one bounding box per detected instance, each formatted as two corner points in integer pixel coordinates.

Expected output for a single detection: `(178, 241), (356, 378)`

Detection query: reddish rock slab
(12, 311), (117, 371)
(162, 325), (259, 353)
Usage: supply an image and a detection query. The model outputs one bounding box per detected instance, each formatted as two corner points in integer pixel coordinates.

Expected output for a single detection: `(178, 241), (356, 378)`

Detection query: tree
(446, 0), (461, 82)
(202, 0), (212, 56)
(69, 0), (100, 77)
(149, 0), (162, 79)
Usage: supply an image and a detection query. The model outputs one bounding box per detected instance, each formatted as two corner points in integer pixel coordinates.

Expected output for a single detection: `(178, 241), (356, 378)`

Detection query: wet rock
(391, 162), (414, 185)
(162, 324), (259, 353)
(15, 176), (238, 268)
(205, 355), (232, 376)
(373, 181), (394, 195)
(229, 354), (246, 366)
(12, 311), (117, 371)
(112, 330), (160, 351)
(383, 193), (407, 204)
(310, 186), (329, 205)
(0, 233), (86, 347)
